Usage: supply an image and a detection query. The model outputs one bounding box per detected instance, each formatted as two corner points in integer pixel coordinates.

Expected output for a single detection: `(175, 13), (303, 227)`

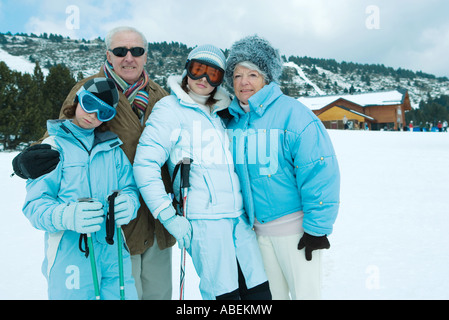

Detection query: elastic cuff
(158, 205), (176, 223)
(153, 199), (173, 219)
(52, 203), (71, 231)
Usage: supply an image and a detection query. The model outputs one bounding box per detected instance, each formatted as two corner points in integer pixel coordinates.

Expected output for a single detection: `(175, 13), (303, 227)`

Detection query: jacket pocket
(60, 162), (89, 196)
(253, 171), (301, 222)
(202, 171), (217, 207)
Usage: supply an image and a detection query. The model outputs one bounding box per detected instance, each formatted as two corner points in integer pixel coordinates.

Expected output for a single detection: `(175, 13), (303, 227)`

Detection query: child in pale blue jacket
(22, 78), (139, 300)
(133, 45), (270, 300)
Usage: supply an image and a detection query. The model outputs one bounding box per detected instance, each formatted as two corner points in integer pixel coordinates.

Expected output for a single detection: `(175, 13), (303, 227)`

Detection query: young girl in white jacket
(133, 45), (270, 300)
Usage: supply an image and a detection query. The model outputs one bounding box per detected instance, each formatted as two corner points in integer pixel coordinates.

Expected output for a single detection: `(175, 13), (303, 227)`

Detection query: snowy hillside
(0, 47), (48, 76)
(1, 130), (449, 300)
(1, 32), (449, 109)
(282, 60), (449, 109)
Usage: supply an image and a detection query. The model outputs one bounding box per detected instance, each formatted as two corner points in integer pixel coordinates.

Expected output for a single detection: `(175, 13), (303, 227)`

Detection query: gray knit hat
(225, 35), (283, 86)
(79, 77), (119, 109)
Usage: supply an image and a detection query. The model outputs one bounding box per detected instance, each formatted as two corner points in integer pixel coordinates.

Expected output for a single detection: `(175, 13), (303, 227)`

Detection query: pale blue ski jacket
(226, 82), (340, 236)
(22, 119), (139, 299)
(134, 76), (244, 220)
(23, 119), (140, 234)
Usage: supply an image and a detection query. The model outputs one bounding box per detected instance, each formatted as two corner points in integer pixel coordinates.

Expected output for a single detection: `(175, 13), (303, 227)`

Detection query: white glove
(158, 206), (192, 249)
(53, 201), (104, 233)
(114, 194), (136, 226)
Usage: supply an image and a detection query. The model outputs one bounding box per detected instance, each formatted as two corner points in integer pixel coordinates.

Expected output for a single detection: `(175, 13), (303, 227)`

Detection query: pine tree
(43, 64), (76, 120)
(0, 62), (20, 149)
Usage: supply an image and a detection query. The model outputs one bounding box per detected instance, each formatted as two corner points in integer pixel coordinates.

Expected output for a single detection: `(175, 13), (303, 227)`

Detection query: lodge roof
(298, 89), (408, 111)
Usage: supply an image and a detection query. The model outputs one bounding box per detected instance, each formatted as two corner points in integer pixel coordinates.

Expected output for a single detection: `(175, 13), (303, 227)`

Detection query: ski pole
(116, 224), (125, 300)
(107, 190), (125, 300)
(78, 197), (101, 300)
(86, 233), (100, 300)
(179, 158), (192, 300)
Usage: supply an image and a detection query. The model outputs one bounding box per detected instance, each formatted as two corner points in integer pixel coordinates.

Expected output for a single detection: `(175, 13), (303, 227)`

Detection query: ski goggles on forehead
(76, 88), (117, 122)
(108, 47), (146, 57)
(185, 59), (225, 87)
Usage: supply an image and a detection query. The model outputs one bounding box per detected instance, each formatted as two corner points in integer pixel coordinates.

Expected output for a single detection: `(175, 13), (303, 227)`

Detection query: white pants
(131, 237), (172, 300)
(188, 216), (268, 300)
(257, 233), (322, 300)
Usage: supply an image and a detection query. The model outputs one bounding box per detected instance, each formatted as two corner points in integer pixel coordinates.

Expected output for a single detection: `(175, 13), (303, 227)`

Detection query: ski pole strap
(105, 191), (120, 245)
(79, 234), (89, 258)
(77, 197), (94, 257)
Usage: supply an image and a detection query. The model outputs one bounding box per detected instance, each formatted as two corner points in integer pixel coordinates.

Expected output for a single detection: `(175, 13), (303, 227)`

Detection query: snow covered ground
(1, 129), (449, 300)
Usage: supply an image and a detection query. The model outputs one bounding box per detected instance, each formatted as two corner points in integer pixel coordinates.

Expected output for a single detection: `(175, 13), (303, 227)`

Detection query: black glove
(297, 233), (330, 261)
(12, 144), (60, 179)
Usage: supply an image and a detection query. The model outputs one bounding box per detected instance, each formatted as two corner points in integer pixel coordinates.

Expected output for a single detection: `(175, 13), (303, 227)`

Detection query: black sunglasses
(108, 47), (146, 57)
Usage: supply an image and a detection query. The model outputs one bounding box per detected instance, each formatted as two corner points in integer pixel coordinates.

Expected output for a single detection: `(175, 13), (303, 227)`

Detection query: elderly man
(15, 26), (175, 300)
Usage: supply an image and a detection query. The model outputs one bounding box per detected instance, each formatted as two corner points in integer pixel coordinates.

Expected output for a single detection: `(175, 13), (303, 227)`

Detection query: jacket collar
(228, 82), (282, 120)
(167, 75), (231, 115)
(48, 119), (122, 154)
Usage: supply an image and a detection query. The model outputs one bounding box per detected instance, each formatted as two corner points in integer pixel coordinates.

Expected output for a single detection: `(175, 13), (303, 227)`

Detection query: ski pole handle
(180, 158), (192, 189)
(105, 191), (120, 245)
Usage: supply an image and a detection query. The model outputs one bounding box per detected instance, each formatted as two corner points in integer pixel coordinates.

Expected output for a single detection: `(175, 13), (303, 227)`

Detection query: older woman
(224, 35), (340, 300)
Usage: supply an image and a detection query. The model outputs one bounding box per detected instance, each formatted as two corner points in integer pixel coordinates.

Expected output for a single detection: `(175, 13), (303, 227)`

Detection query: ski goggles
(185, 59), (225, 87)
(76, 88), (117, 122)
(108, 46), (146, 57)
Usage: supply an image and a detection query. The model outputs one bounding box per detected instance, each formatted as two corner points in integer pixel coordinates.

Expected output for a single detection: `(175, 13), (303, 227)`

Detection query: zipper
(242, 114), (255, 218)
(60, 122), (93, 201)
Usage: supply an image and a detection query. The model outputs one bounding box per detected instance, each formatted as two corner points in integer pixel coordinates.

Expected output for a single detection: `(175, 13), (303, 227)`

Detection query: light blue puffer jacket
(227, 82), (340, 236)
(23, 119), (140, 241)
(133, 76), (244, 220)
(22, 119), (139, 299)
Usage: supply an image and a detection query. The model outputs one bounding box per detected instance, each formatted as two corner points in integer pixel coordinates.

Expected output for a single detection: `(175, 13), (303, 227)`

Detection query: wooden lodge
(298, 89), (412, 130)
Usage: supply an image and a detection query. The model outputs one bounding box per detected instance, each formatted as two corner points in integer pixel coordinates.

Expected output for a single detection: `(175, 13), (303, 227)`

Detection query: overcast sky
(1, 0), (448, 77)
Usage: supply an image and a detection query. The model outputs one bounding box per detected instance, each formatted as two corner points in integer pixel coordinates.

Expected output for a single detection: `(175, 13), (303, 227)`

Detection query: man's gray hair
(105, 26), (148, 52)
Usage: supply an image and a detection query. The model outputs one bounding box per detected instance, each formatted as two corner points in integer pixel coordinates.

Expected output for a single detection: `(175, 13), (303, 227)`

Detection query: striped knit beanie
(183, 44), (226, 78)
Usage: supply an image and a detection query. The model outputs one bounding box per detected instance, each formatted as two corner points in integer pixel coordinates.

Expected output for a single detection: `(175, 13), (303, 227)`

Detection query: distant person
(409, 121), (414, 132)
(443, 120), (448, 132)
(343, 115), (348, 130)
(22, 78), (139, 299)
(437, 121), (443, 132)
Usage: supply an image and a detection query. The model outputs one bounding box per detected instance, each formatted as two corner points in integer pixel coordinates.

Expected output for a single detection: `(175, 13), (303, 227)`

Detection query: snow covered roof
(298, 89), (407, 111)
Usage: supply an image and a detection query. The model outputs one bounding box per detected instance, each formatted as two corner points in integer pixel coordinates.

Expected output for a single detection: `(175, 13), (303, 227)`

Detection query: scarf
(103, 61), (149, 120)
